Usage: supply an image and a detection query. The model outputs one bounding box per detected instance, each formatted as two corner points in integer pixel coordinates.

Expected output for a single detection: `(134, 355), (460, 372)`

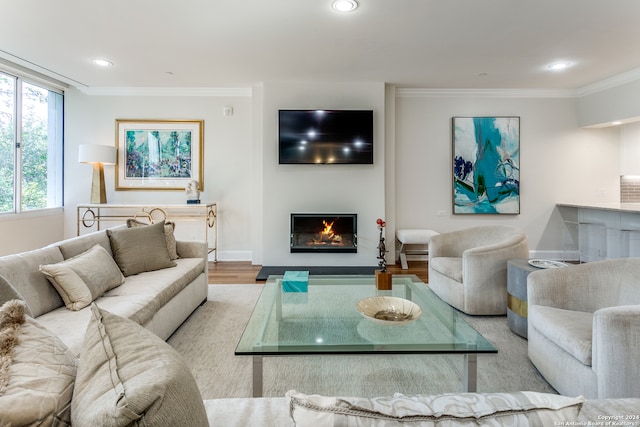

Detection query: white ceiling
(2, 0), (640, 91)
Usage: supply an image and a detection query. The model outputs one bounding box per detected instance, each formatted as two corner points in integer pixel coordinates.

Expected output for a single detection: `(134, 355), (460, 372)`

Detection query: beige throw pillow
(126, 218), (179, 260)
(0, 300), (78, 426)
(39, 244), (125, 311)
(287, 391), (585, 426)
(71, 304), (208, 427)
(107, 220), (176, 276)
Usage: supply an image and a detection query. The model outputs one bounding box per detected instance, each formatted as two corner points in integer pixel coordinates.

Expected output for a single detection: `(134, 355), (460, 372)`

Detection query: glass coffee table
(235, 274), (497, 397)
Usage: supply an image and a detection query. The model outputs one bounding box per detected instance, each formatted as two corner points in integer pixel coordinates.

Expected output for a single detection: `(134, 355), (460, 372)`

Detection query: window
(0, 71), (63, 214)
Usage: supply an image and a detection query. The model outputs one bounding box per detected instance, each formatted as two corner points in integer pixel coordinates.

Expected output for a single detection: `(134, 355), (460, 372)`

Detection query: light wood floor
(208, 261), (429, 284)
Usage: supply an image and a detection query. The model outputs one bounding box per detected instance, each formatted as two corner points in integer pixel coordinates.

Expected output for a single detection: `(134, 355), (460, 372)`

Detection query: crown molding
(395, 88), (577, 98)
(576, 67), (640, 97)
(0, 54), (71, 91)
(76, 86), (252, 97)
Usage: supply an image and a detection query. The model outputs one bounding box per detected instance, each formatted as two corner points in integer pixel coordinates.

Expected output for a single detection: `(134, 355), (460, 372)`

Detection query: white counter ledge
(557, 203), (640, 261)
(557, 202), (640, 213)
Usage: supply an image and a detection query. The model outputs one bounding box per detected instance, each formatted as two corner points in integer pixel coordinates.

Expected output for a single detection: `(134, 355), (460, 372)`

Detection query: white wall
(63, 88), (254, 261)
(394, 93), (620, 258)
(0, 85), (624, 263)
(579, 79), (640, 127)
(257, 81), (387, 266)
(621, 122), (640, 175)
(0, 210), (64, 256)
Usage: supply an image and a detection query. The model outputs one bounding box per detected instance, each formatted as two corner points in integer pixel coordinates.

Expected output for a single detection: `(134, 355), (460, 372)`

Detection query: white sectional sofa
(0, 220), (207, 355)
(203, 394), (640, 426)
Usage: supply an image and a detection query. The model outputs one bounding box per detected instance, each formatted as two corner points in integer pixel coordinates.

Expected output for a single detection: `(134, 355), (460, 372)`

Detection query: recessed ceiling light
(611, 121), (623, 126)
(547, 61), (571, 71)
(332, 0), (358, 12)
(92, 58), (113, 67)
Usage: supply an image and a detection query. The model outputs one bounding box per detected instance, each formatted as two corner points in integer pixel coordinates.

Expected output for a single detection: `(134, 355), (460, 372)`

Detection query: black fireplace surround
(290, 213), (357, 253)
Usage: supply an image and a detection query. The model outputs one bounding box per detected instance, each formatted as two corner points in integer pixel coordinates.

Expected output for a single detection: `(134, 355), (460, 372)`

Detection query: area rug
(256, 266), (379, 281)
(168, 284), (556, 399)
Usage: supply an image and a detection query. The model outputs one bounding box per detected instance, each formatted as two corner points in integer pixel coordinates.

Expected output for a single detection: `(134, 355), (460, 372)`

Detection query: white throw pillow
(287, 390), (584, 426)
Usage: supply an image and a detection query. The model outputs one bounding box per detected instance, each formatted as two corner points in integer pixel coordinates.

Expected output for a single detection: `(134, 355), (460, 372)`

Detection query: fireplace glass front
(290, 213), (357, 253)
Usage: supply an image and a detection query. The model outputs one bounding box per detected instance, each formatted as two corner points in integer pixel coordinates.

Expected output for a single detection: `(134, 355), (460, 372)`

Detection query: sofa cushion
(530, 305), (593, 365)
(127, 218), (179, 260)
(54, 229), (114, 260)
(201, 397), (640, 427)
(104, 257), (204, 325)
(107, 220), (176, 276)
(33, 294), (156, 356)
(578, 398), (640, 421)
(396, 229), (439, 245)
(39, 244), (125, 311)
(430, 257), (463, 282)
(0, 300), (77, 426)
(0, 246), (64, 317)
(203, 397), (293, 427)
(71, 304), (208, 426)
(287, 391), (584, 426)
(0, 274), (33, 317)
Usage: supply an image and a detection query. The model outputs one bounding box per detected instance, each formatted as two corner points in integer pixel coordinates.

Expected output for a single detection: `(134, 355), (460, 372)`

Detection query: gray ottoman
(506, 258), (537, 338)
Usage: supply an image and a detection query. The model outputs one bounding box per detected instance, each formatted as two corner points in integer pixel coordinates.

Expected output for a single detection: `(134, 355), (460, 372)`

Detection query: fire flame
(311, 220), (343, 245)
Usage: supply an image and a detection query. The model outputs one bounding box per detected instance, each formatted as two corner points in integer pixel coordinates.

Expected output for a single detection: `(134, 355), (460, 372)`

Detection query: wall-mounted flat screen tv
(278, 109), (373, 164)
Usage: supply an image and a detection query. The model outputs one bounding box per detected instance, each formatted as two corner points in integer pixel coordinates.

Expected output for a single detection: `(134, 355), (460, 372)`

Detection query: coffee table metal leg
(253, 355), (263, 397)
(463, 354), (477, 392)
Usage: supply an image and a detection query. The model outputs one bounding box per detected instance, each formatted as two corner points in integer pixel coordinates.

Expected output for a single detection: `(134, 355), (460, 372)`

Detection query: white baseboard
(211, 251), (252, 262)
(399, 254), (428, 263)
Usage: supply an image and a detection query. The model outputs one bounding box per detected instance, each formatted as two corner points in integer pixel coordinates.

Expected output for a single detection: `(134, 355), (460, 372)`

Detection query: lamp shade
(78, 144), (116, 165)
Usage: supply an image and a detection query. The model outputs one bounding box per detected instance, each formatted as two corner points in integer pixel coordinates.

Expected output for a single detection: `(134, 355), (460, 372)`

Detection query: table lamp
(78, 144), (116, 204)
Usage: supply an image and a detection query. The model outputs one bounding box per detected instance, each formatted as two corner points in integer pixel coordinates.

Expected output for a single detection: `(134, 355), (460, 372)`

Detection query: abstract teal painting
(452, 117), (520, 214)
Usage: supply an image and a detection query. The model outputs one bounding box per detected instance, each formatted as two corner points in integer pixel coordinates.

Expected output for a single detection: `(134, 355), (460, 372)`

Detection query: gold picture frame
(115, 119), (204, 191)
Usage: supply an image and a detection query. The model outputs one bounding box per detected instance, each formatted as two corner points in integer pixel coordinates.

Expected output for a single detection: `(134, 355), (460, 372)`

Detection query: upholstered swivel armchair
(428, 225), (529, 315)
(528, 258), (640, 399)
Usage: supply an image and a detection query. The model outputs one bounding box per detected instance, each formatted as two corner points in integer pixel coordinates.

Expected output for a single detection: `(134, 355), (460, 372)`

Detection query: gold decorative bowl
(356, 296), (422, 326)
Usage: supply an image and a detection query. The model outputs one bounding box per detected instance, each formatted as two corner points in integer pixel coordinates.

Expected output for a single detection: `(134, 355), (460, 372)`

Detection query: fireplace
(290, 213), (357, 253)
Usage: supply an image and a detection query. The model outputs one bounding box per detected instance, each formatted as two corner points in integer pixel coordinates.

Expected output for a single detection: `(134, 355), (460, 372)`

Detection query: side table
(506, 258), (537, 338)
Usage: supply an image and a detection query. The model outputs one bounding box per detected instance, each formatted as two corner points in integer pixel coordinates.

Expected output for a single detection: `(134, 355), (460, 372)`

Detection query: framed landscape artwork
(452, 116), (520, 214)
(115, 119), (204, 191)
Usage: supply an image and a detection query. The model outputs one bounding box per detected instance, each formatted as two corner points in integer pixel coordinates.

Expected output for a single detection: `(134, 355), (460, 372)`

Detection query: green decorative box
(283, 271), (309, 293)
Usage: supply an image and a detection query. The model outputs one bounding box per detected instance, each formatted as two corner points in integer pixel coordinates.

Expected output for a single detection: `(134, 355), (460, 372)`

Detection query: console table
(77, 203), (217, 261)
